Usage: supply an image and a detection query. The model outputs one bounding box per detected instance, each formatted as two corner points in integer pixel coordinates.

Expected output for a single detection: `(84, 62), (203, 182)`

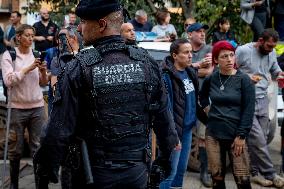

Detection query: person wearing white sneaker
(273, 174), (284, 188)
(251, 174), (284, 188)
(251, 175), (273, 187)
(236, 28), (284, 188)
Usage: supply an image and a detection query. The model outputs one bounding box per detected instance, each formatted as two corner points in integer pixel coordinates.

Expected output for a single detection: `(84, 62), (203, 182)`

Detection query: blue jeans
(159, 129), (192, 188)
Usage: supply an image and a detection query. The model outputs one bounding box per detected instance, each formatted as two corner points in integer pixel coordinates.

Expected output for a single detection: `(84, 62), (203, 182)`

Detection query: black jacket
(162, 56), (208, 138)
(36, 36), (179, 171)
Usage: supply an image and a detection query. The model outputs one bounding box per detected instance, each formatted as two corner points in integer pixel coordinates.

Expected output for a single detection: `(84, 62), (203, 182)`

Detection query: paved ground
(0, 126), (283, 189)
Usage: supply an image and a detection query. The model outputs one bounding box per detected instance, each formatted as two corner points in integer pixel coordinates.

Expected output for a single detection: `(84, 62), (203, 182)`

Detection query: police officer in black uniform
(34, 0), (179, 189)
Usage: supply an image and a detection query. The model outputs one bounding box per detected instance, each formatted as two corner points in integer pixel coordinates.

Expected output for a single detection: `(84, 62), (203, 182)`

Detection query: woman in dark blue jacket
(159, 39), (207, 189)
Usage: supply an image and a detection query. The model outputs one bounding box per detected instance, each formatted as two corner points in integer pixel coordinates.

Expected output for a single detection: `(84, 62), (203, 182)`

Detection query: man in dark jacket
(33, 0), (179, 189)
(160, 39), (207, 188)
(129, 9), (153, 32)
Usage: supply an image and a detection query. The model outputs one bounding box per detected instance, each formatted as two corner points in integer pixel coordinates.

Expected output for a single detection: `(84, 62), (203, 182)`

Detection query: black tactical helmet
(75, 0), (122, 20)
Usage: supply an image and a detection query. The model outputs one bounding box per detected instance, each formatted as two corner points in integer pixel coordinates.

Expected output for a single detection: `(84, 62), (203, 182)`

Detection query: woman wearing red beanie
(199, 40), (255, 189)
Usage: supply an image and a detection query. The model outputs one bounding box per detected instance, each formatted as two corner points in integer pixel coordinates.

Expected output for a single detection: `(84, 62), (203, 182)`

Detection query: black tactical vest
(77, 41), (155, 154)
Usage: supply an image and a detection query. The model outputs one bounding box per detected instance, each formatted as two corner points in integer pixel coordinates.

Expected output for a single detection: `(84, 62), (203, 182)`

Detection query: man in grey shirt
(236, 28), (284, 188)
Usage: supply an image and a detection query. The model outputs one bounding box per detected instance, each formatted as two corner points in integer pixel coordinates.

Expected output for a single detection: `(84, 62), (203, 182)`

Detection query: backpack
(2, 48), (39, 102)
(2, 48), (16, 100)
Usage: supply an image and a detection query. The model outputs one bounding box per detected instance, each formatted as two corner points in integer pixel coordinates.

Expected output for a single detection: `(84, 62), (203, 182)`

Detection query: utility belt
(65, 141), (152, 170)
(92, 148), (151, 163)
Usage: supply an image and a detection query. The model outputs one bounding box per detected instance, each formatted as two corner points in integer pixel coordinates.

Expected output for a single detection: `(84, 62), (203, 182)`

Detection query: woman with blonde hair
(1, 24), (48, 189)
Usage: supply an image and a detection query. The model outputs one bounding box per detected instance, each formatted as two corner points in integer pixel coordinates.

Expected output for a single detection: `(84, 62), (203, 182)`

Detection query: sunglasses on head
(184, 23), (192, 28)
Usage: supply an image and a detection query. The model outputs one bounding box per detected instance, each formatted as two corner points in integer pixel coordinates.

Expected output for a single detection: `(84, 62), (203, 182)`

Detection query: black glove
(154, 156), (172, 178)
(33, 147), (60, 185)
(149, 160), (164, 189)
(148, 157), (172, 189)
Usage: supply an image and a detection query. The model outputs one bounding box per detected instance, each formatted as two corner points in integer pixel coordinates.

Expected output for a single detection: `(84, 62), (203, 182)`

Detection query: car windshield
(137, 42), (171, 63)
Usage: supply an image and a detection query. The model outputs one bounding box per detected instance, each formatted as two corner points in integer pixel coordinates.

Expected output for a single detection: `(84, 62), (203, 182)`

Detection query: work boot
(236, 183), (252, 189)
(212, 180), (225, 189)
(199, 147), (212, 187)
(9, 159), (20, 189)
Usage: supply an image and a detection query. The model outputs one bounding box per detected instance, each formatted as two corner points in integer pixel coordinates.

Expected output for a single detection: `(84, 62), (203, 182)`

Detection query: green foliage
(120, 0), (164, 23)
(121, 0), (184, 36)
(170, 12), (185, 38)
(50, 2), (77, 27)
(24, 0), (253, 43)
(24, 0), (78, 28)
(119, 0), (253, 43)
(194, 0), (253, 44)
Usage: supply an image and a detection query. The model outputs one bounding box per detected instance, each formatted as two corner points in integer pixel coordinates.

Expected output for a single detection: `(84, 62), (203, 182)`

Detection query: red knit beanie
(212, 40), (235, 65)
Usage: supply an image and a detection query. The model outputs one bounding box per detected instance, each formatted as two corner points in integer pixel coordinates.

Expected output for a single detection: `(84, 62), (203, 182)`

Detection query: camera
(58, 32), (74, 63)
(33, 51), (47, 63)
(40, 51), (47, 62)
(58, 33), (69, 54)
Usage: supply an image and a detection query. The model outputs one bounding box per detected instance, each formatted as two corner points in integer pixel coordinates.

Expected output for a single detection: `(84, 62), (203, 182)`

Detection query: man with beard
(33, 8), (58, 52)
(236, 28), (284, 188)
(33, 0), (179, 188)
(66, 12), (78, 29)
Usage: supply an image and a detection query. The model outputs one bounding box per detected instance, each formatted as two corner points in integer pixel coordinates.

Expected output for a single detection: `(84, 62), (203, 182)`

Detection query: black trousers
(61, 162), (148, 189)
(250, 12), (267, 42)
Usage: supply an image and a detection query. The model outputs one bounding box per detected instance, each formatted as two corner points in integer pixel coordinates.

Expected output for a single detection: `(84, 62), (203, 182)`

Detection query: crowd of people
(0, 0), (284, 189)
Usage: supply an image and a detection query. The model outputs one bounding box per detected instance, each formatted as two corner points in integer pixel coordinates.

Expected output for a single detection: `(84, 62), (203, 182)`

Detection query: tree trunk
(146, 0), (157, 13)
(178, 0), (195, 18)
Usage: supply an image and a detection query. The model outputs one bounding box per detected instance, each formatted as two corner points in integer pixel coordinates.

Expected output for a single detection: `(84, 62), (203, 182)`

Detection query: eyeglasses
(219, 53), (235, 60)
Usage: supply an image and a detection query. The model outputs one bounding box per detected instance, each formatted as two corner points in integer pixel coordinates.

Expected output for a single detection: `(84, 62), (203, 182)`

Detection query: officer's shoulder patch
(75, 47), (102, 66)
(128, 46), (149, 60)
